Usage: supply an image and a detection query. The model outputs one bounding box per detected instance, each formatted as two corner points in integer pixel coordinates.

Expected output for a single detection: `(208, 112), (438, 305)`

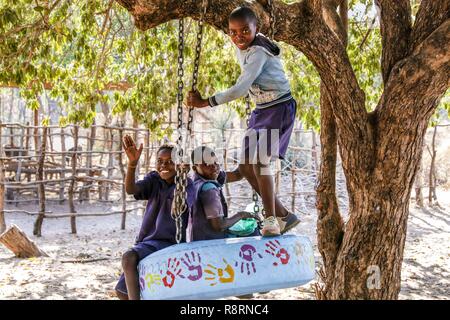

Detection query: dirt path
(0, 191), (448, 300)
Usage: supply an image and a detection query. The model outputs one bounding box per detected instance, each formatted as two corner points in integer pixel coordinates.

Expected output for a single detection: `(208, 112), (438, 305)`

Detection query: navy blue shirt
(134, 171), (194, 248)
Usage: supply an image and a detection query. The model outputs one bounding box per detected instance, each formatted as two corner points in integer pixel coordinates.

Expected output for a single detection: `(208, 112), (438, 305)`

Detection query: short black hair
(191, 146), (216, 165)
(157, 144), (175, 155)
(229, 6), (258, 25)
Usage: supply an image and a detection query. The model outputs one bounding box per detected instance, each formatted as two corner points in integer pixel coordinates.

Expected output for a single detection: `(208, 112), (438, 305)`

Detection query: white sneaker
(261, 216), (281, 237)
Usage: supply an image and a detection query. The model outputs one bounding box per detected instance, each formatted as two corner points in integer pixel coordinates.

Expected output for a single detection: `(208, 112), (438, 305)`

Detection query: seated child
(188, 146), (259, 242)
(115, 135), (192, 300)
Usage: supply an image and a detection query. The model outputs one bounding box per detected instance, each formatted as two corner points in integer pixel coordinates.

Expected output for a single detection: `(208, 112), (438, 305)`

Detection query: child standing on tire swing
(186, 6), (300, 236)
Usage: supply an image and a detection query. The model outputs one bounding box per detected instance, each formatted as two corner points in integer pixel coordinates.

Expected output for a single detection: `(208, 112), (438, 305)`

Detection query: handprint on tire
(265, 240), (290, 266)
(160, 257), (183, 288)
(181, 251), (203, 281)
(235, 244), (263, 275)
(144, 273), (162, 292)
(204, 259), (235, 286)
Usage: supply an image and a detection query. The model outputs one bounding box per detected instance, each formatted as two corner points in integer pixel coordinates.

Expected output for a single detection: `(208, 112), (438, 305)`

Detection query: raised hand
(123, 134), (143, 167)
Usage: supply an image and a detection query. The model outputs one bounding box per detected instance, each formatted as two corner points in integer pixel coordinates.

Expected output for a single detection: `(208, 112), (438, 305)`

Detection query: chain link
(244, 94), (260, 215)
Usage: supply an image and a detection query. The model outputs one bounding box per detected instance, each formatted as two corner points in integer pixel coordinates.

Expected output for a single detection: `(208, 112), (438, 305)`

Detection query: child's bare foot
(261, 216), (280, 237)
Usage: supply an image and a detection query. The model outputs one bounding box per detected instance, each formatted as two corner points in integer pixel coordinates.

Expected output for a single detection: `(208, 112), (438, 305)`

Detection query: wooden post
(0, 121), (5, 234)
(59, 127), (66, 204)
(25, 122), (31, 182)
(148, 140), (154, 173)
(428, 125), (438, 205)
(47, 126), (55, 163)
(83, 122), (96, 201)
(132, 118), (140, 178)
(33, 126), (47, 237)
(106, 127), (114, 201)
(9, 126), (13, 147)
(118, 125), (127, 230)
(414, 143), (424, 207)
(33, 108), (40, 156)
(69, 125), (78, 234)
(144, 129), (150, 174)
(0, 224), (48, 258)
(17, 126), (25, 181)
(33, 109), (40, 202)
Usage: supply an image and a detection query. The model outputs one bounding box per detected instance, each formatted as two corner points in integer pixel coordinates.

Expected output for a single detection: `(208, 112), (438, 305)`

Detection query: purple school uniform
(187, 171), (260, 242)
(115, 171), (194, 295)
(187, 171), (228, 242)
(242, 98), (297, 162)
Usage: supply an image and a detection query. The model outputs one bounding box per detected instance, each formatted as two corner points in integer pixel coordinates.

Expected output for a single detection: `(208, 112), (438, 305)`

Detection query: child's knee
(122, 250), (139, 269)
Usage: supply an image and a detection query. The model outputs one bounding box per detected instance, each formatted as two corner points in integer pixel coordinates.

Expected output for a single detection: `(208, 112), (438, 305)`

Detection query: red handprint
(181, 251), (203, 281)
(160, 257), (183, 288)
(235, 244), (263, 275)
(265, 240), (290, 266)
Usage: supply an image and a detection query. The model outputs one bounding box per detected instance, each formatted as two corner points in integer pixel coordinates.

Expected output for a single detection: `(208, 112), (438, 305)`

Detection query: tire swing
(138, 0), (315, 299)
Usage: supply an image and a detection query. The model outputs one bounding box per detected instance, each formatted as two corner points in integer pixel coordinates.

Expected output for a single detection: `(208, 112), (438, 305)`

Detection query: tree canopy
(2, 0), (446, 133)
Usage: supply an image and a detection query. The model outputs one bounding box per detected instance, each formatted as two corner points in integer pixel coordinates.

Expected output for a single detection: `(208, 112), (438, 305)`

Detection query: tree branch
(375, 0), (412, 83)
(410, 0), (450, 53)
(376, 20), (450, 183)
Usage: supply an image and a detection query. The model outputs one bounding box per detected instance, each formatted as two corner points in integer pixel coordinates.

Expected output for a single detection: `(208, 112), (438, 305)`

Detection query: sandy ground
(0, 188), (448, 300)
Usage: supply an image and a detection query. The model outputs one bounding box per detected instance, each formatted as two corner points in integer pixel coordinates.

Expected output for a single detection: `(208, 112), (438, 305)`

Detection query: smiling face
(228, 17), (258, 50)
(156, 148), (176, 182)
(193, 152), (220, 181)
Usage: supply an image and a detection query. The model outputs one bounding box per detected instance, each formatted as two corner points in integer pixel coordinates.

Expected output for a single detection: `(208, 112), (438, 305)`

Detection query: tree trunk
(83, 122), (96, 201)
(69, 125), (78, 234)
(59, 127), (66, 204)
(33, 126), (47, 237)
(118, 125), (127, 230)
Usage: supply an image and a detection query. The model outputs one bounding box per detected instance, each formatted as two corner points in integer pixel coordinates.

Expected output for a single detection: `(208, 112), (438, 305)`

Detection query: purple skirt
(241, 98), (296, 163)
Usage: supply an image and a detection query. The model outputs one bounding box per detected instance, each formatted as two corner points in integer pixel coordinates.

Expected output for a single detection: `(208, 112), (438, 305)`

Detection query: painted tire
(138, 235), (315, 300)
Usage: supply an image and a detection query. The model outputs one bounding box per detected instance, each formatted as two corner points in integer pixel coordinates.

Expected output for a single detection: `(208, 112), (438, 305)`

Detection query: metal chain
(172, 18), (186, 244)
(244, 94), (259, 215)
(172, 2), (208, 243)
(245, 94), (252, 127)
(187, 0), (208, 137)
(267, 0), (275, 40)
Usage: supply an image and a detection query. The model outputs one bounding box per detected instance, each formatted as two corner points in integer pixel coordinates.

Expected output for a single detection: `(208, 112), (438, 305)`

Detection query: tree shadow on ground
(401, 258), (449, 299)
